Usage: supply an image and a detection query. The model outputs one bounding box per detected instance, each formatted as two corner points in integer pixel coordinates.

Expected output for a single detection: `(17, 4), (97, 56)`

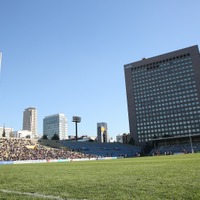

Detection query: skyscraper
(97, 122), (108, 143)
(23, 107), (37, 136)
(124, 45), (200, 144)
(43, 113), (67, 140)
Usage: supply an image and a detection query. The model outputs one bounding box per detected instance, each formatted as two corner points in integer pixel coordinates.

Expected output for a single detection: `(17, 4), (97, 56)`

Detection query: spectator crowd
(0, 138), (94, 161)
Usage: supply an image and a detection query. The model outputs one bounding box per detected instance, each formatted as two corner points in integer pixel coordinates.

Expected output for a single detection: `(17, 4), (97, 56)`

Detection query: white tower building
(43, 113), (67, 140)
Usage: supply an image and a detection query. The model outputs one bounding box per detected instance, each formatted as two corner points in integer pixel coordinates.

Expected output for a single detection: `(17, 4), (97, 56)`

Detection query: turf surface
(0, 154), (200, 200)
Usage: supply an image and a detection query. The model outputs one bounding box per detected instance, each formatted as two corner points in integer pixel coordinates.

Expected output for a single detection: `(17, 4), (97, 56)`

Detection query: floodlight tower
(72, 116), (81, 142)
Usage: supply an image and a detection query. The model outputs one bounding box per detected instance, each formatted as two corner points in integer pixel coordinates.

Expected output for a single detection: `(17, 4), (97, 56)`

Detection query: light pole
(189, 129), (194, 154)
(72, 116), (81, 142)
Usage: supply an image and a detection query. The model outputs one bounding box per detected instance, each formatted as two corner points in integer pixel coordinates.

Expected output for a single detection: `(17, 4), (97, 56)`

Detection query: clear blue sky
(0, 0), (200, 139)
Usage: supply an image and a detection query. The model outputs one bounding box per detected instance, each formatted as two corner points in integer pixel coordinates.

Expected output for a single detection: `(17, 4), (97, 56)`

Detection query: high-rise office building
(23, 107), (37, 136)
(124, 45), (200, 144)
(43, 113), (67, 140)
(97, 122), (108, 143)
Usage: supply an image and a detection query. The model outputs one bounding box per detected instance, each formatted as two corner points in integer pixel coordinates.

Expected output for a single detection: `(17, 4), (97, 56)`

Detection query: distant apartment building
(116, 134), (123, 143)
(23, 107), (37, 137)
(122, 133), (131, 144)
(116, 133), (131, 144)
(43, 113), (67, 140)
(109, 137), (115, 143)
(0, 126), (13, 137)
(13, 130), (32, 138)
(124, 45), (200, 144)
(97, 122), (108, 143)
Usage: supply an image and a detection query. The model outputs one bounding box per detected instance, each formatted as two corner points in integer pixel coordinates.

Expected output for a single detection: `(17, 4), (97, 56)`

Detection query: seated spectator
(0, 137), (94, 161)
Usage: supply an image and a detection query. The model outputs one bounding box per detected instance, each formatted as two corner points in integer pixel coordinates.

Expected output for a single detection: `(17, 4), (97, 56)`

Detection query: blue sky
(0, 0), (200, 138)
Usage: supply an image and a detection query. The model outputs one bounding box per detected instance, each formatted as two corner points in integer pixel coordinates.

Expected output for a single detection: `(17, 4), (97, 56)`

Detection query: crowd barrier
(0, 157), (117, 165)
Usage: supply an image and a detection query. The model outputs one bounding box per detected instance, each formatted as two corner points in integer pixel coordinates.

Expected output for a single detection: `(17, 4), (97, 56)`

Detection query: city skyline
(0, 1), (200, 138)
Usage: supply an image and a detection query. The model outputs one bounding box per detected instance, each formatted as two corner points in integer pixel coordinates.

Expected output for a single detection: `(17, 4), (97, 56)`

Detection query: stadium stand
(60, 141), (142, 157)
(38, 139), (69, 149)
(149, 134), (200, 155)
(150, 143), (200, 155)
(0, 138), (94, 161)
(0, 137), (142, 162)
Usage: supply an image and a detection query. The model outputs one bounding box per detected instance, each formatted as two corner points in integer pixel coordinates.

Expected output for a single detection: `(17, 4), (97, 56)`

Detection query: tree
(51, 133), (59, 140)
(2, 126), (6, 137)
(42, 135), (48, 139)
(129, 137), (135, 145)
(143, 142), (154, 156)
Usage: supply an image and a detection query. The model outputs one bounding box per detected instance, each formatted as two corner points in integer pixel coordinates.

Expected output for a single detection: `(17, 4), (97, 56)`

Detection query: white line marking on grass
(0, 189), (89, 200)
(0, 189), (64, 200)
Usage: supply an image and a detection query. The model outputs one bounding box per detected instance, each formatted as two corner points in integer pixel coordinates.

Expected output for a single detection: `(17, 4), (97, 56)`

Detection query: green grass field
(0, 154), (200, 200)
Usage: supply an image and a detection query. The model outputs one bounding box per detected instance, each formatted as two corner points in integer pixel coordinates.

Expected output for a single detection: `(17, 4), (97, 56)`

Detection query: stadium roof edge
(149, 133), (200, 142)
